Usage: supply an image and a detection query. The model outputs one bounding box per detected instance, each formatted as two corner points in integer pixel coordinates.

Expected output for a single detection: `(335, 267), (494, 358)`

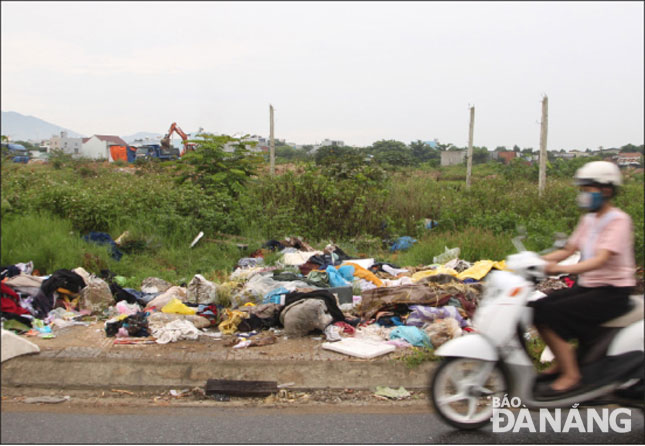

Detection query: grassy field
(1, 158), (642, 287)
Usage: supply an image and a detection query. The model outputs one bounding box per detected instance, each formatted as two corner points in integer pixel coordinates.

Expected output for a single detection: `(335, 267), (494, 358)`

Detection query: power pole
(466, 106), (475, 188)
(269, 104), (275, 176)
(538, 95), (548, 196)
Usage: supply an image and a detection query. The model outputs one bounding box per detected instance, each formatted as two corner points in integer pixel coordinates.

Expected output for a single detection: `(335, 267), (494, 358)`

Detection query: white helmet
(574, 161), (622, 187)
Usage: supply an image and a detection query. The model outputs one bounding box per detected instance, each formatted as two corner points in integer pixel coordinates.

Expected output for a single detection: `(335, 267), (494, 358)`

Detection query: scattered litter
(190, 231), (204, 249)
(433, 246), (461, 264)
(24, 395), (70, 404)
(1, 328), (40, 362)
(111, 389), (135, 396)
(169, 389), (190, 397)
(374, 386), (411, 400)
(322, 337), (396, 359)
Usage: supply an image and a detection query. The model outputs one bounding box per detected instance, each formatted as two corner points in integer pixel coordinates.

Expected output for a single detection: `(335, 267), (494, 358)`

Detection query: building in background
(616, 152), (643, 167)
(47, 131), (82, 155)
(440, 150), (466, 166)
(82, 134), (128, 160)
(491, 151), (517, 164)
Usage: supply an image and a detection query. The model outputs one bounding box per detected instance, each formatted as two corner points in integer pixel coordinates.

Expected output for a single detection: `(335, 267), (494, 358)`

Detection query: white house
(48, 131), (83, 155)
(81, 135), (128, 160)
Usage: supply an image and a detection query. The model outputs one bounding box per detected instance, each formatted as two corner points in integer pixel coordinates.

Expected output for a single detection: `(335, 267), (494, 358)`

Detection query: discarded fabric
(281, 299), (333, 337)
(389, 326), (432, 348)
(83, 232), (123, 261)
(406, 305), (467, 328)
(151, 319), (201, 344)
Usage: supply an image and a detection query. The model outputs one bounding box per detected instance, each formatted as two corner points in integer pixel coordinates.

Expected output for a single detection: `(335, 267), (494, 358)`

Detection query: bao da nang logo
(490, 395), (632, 433)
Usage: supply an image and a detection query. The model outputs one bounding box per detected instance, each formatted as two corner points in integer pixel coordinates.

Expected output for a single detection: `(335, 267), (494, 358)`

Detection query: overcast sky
(2, 1), (643, 150)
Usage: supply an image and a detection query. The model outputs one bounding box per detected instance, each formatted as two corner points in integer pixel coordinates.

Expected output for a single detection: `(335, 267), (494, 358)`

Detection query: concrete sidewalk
(1, 322), (436, 392)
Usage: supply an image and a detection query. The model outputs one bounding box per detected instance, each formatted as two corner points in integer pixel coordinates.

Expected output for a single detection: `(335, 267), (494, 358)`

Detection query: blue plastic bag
(337, 265), (355, 282)
(263, 287), (289, 305)
(326, 265), (351, 287)
(389, 326), (432, 348)
(390, 236), (417, 252)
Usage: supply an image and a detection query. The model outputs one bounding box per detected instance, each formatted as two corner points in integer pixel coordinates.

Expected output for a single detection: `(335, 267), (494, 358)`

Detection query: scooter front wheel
(430, 357), (508, 430)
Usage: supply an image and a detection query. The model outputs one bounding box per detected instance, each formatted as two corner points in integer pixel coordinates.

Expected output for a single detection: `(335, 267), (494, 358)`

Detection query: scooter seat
(601, 295), (644, 328)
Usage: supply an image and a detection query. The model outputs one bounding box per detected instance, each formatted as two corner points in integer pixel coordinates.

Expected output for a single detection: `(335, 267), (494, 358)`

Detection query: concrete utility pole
(269, 104), (275, 176)
(538, 95), (548, 196)
(466, 106), (475, 188)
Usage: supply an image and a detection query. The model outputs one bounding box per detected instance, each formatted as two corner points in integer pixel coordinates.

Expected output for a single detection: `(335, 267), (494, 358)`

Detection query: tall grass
(1, 159), (643, 286)
(0, 213), (111, 274)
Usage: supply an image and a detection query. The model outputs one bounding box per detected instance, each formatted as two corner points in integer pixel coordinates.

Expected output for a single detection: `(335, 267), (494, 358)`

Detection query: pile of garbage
(1, 237), (578, 359)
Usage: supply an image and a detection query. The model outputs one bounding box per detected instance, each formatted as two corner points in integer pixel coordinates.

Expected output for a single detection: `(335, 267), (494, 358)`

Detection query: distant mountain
(122, 131), (163, 144)
(1, 111), (85, 142)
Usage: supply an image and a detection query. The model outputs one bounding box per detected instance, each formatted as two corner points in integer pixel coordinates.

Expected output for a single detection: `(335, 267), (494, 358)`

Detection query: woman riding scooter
(530, 161), (636, 396)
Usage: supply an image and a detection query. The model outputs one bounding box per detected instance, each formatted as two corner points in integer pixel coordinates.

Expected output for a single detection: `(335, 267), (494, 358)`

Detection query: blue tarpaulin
(83, 232), (123, 261)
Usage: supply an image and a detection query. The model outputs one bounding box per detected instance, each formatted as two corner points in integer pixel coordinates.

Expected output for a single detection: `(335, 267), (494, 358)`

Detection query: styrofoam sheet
(322, 337), (396, 359)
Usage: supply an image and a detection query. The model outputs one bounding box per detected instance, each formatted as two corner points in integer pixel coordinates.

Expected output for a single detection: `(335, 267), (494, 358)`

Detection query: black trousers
(529, 285), (633, 341)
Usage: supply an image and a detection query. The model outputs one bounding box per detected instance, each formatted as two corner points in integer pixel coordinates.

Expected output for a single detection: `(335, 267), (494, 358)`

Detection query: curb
(1, 355), (437, 392)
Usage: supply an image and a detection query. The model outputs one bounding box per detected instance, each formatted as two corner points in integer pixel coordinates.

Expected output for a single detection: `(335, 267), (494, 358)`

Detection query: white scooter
(429, 248), (644, 430)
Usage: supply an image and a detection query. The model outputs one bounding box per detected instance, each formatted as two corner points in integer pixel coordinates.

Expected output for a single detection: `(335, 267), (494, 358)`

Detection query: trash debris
(424, 318), (462, 348)
(187, 274), (218, 305)
(141, 277), (173, 294)
(150, 319), (201, 344)
(433, 246), (460, 265)
(322, 337), (396, 359)
(281, 299), (333, 337)
(190, 231), (204, 249)
(389, 326), (432, 348)
(390, 236), (417, 252)
(24, 395), (70, 404)
(161, 298), (197, 315)
(169, 389), (190, 398)
(374, 386), (411, 400)
(1, 328), (40, 362)
(111, 389), (135, 396)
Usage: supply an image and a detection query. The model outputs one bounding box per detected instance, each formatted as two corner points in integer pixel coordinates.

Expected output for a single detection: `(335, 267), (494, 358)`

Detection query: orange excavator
(160, 122), (198, 156)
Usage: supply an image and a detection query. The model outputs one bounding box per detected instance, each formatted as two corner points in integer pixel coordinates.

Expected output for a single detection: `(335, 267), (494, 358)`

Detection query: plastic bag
(326, 266), (351, 288)
(162, 298), (197, 315)
(390, 236), (417, 252)
(389, 326), (432, 348)
(187, 274), (218, 305)
(433, 246), (461, 265)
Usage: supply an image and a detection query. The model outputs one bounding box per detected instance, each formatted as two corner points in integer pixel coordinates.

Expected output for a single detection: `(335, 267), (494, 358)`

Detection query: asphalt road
(1, 405), (643, 444)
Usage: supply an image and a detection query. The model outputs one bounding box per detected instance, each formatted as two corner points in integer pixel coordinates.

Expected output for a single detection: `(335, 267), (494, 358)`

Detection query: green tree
(472, 147), (490, 164)
(620, 143), (644, 154)
(409, 140), (439, 163)
(368, 140), (414, 166)
(494, 146), (507, 152)
(513, 145), (520, 152)
(176, 134), (263, 196)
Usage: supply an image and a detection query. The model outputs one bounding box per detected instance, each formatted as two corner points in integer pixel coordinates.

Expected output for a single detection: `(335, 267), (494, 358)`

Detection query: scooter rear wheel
(430, 357), (508, 430)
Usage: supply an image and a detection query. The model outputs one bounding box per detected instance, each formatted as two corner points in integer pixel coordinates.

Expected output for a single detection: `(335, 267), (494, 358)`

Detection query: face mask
(577, 191), (604, 211)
